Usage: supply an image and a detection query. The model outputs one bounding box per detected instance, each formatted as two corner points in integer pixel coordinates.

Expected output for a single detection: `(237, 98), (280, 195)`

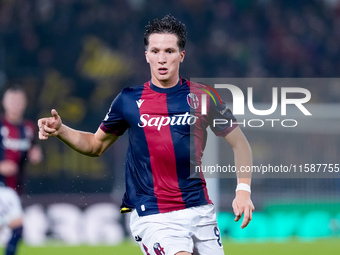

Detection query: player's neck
(151, 76), (179, 89)
(4, 114), (23, 125)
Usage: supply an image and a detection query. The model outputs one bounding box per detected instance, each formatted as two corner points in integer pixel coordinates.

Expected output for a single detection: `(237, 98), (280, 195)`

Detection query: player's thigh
(130, 210), (194, 255)
(133, 223), (194, 255)
(136, 239), (193, 255)
(193, 238), (224, 255)
(190, 205), (224, 255)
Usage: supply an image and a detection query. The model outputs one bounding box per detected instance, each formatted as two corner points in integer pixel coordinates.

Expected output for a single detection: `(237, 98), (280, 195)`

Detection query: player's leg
(191, 204), (225, 255)
(0, 187), (24, 255)
(130, 209), (194, 255)
(5, 218), (23, 255)
(192, 238), (224, 255)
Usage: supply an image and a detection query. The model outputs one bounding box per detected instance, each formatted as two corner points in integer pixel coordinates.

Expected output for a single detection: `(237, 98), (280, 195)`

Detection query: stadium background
(0, 0), (340, 254)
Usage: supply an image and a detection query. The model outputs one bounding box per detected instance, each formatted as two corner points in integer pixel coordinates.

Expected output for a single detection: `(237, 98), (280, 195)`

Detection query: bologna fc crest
(153, 242), (165, 255)
(187, 93), (199, 109)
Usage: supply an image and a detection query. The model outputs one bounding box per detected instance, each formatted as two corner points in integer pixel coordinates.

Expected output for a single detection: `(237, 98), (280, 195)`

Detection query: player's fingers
(38, 128), (49, 138)
(38, 118), (58, 140)
(232, 201), (241, 222)
(234, 214), (241, 222)
(241, 207), (251, 229)
(38, 132), (49, 140)
(38, 119), (47, 140)
(38, 121), (57, 139)
(37, 118), (46, 129)
(51, 109), (59, 119)
(232, 200), (238, 215)
(42, 124), (57, 133)
(39, 118), (55, 131)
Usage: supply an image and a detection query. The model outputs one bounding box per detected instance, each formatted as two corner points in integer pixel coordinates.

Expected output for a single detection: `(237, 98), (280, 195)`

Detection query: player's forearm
(233, 138), (253, 185)
(225, 127), (253, 185)
(56, 124), (103, 157)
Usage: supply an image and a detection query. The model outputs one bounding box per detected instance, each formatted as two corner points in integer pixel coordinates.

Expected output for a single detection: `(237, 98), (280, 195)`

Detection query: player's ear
(180, 50), (185, 63)
(145, 50), (150, 63)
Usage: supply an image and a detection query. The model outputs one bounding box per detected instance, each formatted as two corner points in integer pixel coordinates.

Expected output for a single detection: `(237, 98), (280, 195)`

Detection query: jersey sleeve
(100, 91), (129, 136)
(208, 99), (238, 137)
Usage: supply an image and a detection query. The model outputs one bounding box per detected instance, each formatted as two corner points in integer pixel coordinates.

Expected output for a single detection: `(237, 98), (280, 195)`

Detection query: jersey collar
(150, 78), (184, 94)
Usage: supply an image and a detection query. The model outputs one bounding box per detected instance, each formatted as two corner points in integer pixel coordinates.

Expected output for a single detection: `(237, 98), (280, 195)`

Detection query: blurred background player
(0, 85), (42, 255)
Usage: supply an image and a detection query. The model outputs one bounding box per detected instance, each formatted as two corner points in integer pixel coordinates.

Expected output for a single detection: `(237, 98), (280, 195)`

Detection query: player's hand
(0, 160), (18, 176)
(232, 190), (255, 229)
(38, 109), (62, 140)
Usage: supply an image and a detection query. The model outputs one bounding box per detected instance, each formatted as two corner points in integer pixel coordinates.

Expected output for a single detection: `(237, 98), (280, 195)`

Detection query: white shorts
(130, 204), (224, 255)
(0, 186), (23, 227)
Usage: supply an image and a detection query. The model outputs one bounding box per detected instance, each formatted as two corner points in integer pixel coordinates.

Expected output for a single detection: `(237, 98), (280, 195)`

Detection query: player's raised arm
(38, 109), (118, 157)
(224, 126), (255, 229)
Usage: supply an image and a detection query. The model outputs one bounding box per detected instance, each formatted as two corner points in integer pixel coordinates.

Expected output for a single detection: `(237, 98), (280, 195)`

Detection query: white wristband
(236, 183), (251, 193)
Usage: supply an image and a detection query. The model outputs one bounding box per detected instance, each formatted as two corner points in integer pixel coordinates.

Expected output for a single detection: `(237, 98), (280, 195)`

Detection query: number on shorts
(214, 226), (222, 247)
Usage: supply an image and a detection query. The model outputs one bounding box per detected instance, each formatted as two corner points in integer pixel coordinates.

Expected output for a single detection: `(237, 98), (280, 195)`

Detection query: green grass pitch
(1, 239), (340, 255)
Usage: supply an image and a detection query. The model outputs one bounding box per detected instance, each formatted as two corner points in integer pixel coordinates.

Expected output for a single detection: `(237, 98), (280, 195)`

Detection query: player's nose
(158, 52), (166, 64)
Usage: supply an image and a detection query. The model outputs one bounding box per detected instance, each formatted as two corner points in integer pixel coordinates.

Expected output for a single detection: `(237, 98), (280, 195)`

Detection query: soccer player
(0, 86), (42, 255)
(38, 15), (254, 255)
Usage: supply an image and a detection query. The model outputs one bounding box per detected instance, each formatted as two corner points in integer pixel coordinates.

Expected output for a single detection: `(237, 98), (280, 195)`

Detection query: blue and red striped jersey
(0, 118), (36, 193)
(100, 78), (237, 216)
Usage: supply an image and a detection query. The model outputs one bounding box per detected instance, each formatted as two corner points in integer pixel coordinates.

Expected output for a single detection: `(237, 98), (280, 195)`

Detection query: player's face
(145, 33), (185, 88)
(2, 90), (27, 123)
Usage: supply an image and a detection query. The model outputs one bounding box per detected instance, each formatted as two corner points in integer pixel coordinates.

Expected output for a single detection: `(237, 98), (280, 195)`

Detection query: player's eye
(151, 49), (158, 53)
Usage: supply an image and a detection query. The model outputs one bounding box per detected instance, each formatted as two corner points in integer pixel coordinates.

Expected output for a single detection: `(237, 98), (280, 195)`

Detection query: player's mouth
(158, 67), (168, 75)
